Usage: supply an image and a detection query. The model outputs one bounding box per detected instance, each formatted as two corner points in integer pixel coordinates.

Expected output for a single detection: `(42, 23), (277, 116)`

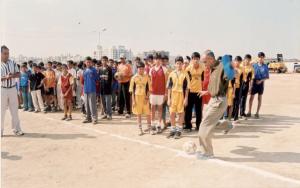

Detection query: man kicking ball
(198, 52), (235, 159)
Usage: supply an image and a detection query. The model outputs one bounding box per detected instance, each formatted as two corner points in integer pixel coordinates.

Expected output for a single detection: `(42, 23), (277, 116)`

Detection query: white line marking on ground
(42, 115), (300, 186)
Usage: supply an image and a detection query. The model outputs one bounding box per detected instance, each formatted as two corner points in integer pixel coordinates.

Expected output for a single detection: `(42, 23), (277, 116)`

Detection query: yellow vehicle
(268, 61), (287, 73)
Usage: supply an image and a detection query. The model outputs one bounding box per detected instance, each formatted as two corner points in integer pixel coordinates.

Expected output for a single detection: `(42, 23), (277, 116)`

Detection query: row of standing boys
(17, 51), (269, 139)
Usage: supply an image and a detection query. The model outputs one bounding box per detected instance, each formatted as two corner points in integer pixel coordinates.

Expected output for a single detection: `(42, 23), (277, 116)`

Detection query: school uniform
(239, 64), (255, 116)
(149, 66), (168, 105)
(232, 68), (243, 121)
(184, 63), (205, 130)
(167, 70), (189, 114)
(129, 74), (150, 115)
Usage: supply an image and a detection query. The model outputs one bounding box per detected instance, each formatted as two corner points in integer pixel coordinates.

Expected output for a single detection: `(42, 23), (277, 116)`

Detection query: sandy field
(2, 74), (300, 188)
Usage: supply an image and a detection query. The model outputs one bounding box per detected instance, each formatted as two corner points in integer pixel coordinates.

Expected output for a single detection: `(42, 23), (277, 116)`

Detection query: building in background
(94, 45), (133, 60)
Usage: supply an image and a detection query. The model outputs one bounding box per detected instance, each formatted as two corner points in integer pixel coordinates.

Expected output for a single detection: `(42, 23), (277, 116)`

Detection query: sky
(0, 0), (300, 59)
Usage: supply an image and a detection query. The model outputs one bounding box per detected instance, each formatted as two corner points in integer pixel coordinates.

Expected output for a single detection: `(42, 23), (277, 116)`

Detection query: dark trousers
(240, 82), (249, 116)
(118, 81), (131, 115)
(184, 92), (202, 129)
(232, 88), (242, 121)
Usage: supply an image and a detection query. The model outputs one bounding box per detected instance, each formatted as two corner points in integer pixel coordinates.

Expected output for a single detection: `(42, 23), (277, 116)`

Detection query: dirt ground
(2, 74), (300, 188)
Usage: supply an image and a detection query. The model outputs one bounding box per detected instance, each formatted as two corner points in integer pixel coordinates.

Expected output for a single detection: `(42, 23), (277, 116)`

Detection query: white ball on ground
(183, 141), (197, 154)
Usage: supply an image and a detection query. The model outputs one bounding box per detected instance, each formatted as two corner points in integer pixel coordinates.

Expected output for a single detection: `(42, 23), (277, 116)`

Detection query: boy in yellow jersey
(184, 52), (205, 131)
(239, 54), (254, 119)
(162, 54), (173, 129)
(231, 56), (243, 125)
(226, 79), (235, 120)
(166, 56), (189, 139)
(129, 61), (151, 136)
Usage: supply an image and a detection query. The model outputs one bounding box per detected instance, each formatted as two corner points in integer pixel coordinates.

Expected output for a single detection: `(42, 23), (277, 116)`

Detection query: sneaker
(28, 109), (34, 112)
(224, 122), (234, 134)
(241, 116), (248, 120)
(156, 126), (162, 134)
(144, 126), (151, 134)
(93, 120), (98, 124)
(107, 116), (112, 120)
(83, 119), (92, 123)
(183, 127), (192, 132)
(45, 106), (51, 112)
(174, 131), (182, 139)
(34, 110), (39, 113)
(150, 126), (156, 135)
(125, 114), (131, 119)
(197, 153), (214, 160)
(43, 109), (47, 113)
(246, 113), (251, 117)
(23, 108), (28, 112)
(167, 130), (176, 138)
(61, 116), (67, 120)
(101, 115), (107, 119)
(66, 116), (72, 121)
(138, 127), (144, 136)
(13, 130), (24, 136)
(52, 106), (57, 112)
(254, 114), (259, 119)
(232, 120), (239, 126)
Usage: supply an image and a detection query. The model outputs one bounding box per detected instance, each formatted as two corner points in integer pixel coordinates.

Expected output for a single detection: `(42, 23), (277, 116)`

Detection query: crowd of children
(17, 50), (269, 139)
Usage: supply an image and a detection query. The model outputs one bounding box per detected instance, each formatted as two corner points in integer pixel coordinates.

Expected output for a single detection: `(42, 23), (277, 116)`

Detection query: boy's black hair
(62, 64), (68, 68)
(217, 56), (222, 62)
(92, 58), (98, 64)
(101, 56), (108, 60)
(153, 52), (162, 59)
(85, 56), (92, 61)
(57, 62), (62, 66)
(134, 57), (141, 61)
(175, 56), (184, 63)
(244, 54), (252, 60)
(47, 61), (53, 65)
(21, 64), (27, 68)
(191, 52), (200, 59)
(234, 56), (243, 62)
(136, 61), (145, 68)
(67, 60), (74, 65)
(258, 52), (265, 58)
(78, 61), (83, 69)
(162, 54), (169, 60)
(39, 62), (44, 67)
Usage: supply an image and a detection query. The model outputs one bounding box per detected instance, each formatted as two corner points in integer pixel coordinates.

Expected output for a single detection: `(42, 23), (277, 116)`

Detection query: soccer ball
(183, 141), (197, 155)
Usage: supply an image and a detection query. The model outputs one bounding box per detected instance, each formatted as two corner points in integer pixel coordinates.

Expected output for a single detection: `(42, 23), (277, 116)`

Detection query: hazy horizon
(1, 0), (299, 59)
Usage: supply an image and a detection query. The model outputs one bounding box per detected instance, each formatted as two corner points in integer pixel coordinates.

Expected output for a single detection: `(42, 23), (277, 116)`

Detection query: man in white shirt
(1, 45), (24, 136)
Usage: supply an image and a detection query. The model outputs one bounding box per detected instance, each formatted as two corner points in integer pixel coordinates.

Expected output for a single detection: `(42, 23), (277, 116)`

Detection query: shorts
(150, 94), (164, 105)
(169, 91), (184, 113)
(251, 81), (264, 95)
(45, 87), (55, 96)
(132, 95), (150, 115)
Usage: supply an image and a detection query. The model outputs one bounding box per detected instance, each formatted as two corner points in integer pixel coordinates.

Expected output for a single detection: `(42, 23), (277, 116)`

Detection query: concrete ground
(2, 74), (300, 188)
